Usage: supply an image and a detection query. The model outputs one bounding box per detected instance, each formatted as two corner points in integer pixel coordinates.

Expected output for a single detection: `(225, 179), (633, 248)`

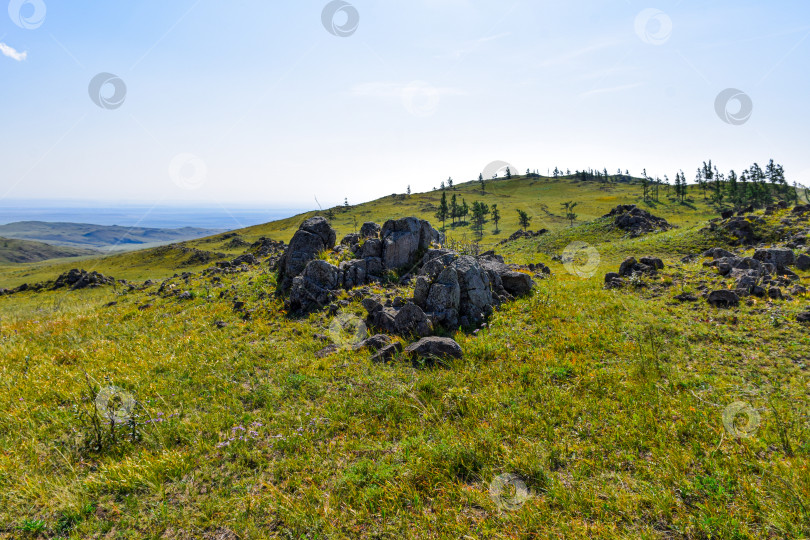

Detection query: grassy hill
(0, 176), (722, 289)
(0, 221), (225, 251)
(0, 178), (808, 538)
(0, 236), (97, 264)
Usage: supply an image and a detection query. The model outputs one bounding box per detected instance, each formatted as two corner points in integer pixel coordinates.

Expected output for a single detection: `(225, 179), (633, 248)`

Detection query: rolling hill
(0, 175), (722, 288)
(0, 221), (225, 251)
(0, 236), (97, 264)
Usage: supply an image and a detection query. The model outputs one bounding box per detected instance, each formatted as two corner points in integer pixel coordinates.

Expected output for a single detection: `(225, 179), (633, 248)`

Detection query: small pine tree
(491, 204), (501, 233)
(436, 191), (449, 230)
(516, 209), (531, 230)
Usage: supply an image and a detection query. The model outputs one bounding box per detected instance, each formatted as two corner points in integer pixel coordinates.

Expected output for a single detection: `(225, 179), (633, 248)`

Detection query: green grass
(0, 182), (808, 538)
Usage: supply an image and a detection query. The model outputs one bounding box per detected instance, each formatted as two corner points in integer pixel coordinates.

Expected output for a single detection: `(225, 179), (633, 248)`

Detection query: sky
(1, 0), (809, 210)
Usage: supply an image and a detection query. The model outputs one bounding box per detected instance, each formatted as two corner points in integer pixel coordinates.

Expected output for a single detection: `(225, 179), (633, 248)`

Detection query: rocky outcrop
(277, 217), (337, 291)
(603, 205), (672, 237)
(53, 269), (116, 290)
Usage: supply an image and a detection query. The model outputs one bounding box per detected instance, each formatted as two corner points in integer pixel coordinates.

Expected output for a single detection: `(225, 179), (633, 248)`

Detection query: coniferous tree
(491, 204), (501, 233)
(516, 209), (531, 230)
(436, 191), (449, 230)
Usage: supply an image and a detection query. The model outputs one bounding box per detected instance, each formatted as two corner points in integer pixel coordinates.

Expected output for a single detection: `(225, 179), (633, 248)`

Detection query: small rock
(355, 334), (392, 351)
(796, 254), (810, 271)
(404, 337), (463, 361)
(370, 342), (402, 363)
(797, 312), (810, 323)
(316, 344), (339, 358)
(707, 290), (740, 308)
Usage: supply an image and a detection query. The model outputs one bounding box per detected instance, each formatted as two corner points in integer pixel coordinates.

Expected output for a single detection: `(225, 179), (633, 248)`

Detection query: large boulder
(797, 254), (810, 271)
(277, 217), (337, 291)
(380, 217), (437, 270)
(288, 260), (341, 313)
(753, 248), (796, 270)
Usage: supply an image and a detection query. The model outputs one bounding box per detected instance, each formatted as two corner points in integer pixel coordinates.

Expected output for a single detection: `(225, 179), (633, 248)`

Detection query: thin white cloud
(0, 42), (27, 62)
(579, 82), (643, 98)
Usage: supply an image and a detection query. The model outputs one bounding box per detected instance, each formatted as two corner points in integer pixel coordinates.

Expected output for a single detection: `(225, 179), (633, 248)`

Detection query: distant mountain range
(0, 221), (225, 252)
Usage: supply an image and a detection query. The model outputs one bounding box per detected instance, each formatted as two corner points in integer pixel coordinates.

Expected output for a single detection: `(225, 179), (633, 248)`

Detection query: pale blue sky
(1, 0), (809, 207)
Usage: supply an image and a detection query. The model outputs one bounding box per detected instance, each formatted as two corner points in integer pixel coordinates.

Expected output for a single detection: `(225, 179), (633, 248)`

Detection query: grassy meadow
(0, 178), (808, 538)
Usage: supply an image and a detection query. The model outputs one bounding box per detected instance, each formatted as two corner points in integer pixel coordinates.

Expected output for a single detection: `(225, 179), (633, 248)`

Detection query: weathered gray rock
(340, 257), (384, 289)
(796, 254), (810, 271)
(380, 217), (436, 270)
(707, 290), (740, 308)
(797, 311), (810, 323)
(354, 238), (383, 259)
(703, 247), (735, 259)
(404, 337), (463, 361)
(479, 256), (535, 298)
(355, 334), (392, 351)
(277, 217), (337, 291)
(340, 233), (360, 247)
(363, 299), (432, 337)
(288, 260), (341, 313)
(618, 256), (660, 277)
(360, 222), (382, 239)
(753, 248), (795, 270)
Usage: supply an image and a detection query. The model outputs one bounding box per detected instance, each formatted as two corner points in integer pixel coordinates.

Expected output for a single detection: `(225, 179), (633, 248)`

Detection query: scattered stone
(214, 321), (228, 328)
(618, 256), (661, 277)
(674, 292), (698, 302)
(707, 290), (740, 308)
(768, 287), (783, 300)
(796, 254), (810, 271)
(355, 334), (392, 351)
(315, 344), (339, 358)
(498, 229), (548, 245)
(370, 342), (403, 363)
(404, 337), (463, 362)
(797, 311), (810, 323)
(703, 247), (735, 260)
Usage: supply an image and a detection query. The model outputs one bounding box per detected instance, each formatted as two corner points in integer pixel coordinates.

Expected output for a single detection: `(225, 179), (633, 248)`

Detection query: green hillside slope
(0, 236), (97, 264)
